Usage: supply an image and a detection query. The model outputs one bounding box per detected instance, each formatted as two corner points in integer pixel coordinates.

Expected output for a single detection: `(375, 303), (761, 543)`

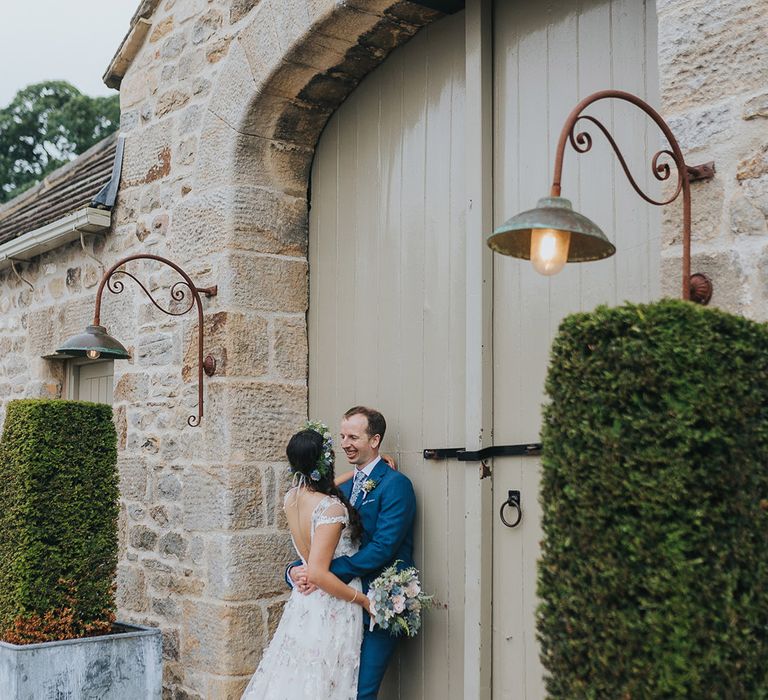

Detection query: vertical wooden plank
(447, 18), (467, 699)
(523, 5), (578, 697)
(646, 0), (662, 298)
(373, 47), (405, 699)
(577, 0), (618, 310)
(491, 1), (525, 695)
(501, 0), (552, 446)
(611, 0), (654, 304)
(394, 28), (429, 700)
(547, 2), (583, 343)
(506, 14), (553, 698)
(353, 76), (381, 404)
(421, 26), (452, 700)
(375, 49), (404, 450)
(334, 104), (359, 412)
(309, 117), (340, 421)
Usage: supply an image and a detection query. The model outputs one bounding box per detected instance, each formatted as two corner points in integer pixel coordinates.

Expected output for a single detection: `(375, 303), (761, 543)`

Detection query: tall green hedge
(0, 399), (118, 642)
(538, 300), (768, 698)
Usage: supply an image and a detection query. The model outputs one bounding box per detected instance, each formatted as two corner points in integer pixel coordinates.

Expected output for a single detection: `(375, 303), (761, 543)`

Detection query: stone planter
(0, 622), (162, 699)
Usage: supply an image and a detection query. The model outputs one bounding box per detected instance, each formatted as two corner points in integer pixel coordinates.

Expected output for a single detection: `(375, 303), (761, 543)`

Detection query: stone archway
(168, 2), (452, 696)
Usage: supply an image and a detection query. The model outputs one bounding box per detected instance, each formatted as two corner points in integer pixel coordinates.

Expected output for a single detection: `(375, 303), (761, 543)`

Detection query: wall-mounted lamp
(56, 254), (218, 427)
(487, 89), (714, 304)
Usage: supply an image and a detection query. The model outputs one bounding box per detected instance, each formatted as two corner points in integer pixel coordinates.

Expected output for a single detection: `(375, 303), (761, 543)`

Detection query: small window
(67, 359), (114, 405)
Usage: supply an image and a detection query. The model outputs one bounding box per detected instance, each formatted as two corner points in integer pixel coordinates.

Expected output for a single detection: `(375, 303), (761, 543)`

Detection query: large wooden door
(491, 0), (659, 697)
(308, 12), (467, 699)
(310, 0), (658, 697)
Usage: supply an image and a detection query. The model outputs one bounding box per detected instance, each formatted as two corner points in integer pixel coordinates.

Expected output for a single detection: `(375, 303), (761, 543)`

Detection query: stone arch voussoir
(201, 1), (447, 196)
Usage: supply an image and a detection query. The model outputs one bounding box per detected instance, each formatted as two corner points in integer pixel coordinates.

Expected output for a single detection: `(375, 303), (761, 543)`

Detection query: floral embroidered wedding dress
(241, 492), (362, 699)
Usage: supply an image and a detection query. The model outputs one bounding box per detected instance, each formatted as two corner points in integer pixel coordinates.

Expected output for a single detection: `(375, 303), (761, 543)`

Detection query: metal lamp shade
(487, 196), (616, 263)
(55, 324), (131, 360)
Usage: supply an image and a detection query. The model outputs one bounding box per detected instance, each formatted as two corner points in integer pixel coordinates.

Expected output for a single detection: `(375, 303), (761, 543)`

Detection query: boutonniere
(362, 479), (378, 494)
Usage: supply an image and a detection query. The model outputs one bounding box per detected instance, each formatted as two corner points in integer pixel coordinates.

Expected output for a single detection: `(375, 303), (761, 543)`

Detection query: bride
(241, 422), (371, 699)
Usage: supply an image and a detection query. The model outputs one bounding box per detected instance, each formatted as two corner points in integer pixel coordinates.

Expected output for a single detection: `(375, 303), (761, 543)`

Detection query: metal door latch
(422, 443), (542, 461)
(499, 490), (522, 528)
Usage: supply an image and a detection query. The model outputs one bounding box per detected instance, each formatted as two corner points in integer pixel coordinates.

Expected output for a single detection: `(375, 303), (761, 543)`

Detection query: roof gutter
(0, 135), (124, 272)
(0, 208), (112, 272)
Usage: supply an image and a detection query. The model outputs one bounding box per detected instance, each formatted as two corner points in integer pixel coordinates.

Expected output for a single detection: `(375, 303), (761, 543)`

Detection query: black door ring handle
(500, 490), (522, 528)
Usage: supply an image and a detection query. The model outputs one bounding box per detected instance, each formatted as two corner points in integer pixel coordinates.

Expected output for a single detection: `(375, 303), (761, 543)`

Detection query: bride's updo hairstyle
(286, 428), (363, 543)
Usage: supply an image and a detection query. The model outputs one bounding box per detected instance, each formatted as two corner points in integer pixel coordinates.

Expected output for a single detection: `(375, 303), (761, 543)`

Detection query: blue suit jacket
(331, 459), (417, 592)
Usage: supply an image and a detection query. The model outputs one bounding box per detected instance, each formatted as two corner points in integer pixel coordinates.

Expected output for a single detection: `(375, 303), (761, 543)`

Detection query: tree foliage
(0, 81), (120, 203)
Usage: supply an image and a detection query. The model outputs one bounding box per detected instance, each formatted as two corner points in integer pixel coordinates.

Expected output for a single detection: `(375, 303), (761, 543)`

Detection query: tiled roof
(0, 133), (120, 246)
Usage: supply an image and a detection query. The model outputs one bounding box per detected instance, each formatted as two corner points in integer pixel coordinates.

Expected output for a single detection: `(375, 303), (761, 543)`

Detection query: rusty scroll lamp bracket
(546, 92), (717, 305)
(56, 254), (219, 427)
(488, 90), (716, 305)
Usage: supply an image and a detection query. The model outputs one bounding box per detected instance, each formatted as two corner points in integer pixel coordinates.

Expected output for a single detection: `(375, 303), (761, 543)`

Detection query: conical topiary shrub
(538, 300), (768, 698)
(0, 399), (118, 643)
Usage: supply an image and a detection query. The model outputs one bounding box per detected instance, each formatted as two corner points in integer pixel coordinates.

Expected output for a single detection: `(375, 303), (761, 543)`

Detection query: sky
(0, 1), (138, 108)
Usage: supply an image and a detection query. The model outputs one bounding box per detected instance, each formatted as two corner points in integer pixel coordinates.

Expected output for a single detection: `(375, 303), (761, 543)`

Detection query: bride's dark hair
(286, 429), (363, 543)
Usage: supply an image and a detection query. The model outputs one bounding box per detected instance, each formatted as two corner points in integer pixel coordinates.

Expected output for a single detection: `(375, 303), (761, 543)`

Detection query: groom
(289, 406), (417, 699)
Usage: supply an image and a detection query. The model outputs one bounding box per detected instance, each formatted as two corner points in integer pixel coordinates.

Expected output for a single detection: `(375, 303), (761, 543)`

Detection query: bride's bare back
(284, 486), (337, 562)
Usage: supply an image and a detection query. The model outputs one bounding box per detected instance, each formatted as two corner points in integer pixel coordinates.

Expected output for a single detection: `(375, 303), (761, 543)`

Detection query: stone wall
(658, 0), (768, 318)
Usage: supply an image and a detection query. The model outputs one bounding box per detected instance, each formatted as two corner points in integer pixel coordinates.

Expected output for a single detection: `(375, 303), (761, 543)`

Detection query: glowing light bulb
(530, 228), (571, 276)
(86, 349), (101, 360)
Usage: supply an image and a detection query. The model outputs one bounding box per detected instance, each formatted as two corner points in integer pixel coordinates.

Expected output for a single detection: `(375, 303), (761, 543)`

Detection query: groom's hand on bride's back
(289, 564), (318, 595)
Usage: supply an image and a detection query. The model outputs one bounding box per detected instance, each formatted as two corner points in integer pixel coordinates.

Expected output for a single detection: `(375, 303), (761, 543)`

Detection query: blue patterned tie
(350, 470), (366, 506)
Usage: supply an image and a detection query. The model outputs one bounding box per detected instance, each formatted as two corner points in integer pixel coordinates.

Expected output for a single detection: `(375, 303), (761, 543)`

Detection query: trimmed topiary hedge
(538, 300), (768, 698)
(0, 399), (118, 643)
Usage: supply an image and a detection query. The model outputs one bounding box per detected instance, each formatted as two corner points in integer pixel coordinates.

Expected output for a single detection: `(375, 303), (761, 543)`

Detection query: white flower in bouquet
(366, 561), (432, 637)
(391, 595), (406, 614)
(404, 580), (421, 598)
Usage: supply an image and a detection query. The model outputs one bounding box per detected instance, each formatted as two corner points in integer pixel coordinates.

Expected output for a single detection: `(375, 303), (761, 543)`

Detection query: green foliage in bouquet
(538, 300), (768, 699)
(0, 400), (119, 643)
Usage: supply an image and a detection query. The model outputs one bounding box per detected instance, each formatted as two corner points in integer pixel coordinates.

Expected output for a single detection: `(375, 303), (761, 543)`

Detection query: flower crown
(303, 419), (333, 482)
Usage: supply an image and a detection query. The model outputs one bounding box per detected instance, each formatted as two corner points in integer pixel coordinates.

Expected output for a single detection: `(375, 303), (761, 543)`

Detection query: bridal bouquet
(367, 562), (432, 637)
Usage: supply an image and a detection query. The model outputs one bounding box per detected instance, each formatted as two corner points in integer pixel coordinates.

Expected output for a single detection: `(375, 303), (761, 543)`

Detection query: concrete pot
(0, 622), (162, 699)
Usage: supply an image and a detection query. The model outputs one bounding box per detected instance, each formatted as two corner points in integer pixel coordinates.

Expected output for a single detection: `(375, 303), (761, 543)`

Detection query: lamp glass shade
(487, 196), (616, 263)
(55, 324), (131, 360)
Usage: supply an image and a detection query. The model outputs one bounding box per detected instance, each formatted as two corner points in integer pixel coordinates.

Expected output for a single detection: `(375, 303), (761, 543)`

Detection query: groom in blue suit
(289, 406), (417, 699)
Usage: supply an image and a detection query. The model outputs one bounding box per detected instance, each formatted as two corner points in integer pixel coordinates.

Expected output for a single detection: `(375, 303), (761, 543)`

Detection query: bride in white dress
(241, 424), (371, 699)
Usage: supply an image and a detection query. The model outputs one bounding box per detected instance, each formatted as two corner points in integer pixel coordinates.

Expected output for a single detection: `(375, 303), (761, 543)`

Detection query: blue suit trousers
(357, 626), (399, 699)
